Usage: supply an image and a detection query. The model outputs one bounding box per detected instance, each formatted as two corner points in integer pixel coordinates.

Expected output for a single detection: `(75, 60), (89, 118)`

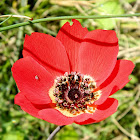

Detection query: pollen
(49, 72), (101, 117)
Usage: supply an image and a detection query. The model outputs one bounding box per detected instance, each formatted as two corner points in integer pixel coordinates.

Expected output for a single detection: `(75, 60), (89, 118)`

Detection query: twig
(117, 86), (140, 120)
(50, 0), (95, 6)
(132, 0), (140, 12)
(0, 15), (32, 20)
(118, 47), (140, 58)
(33, 0), (43, 11)
(112, 118), (140, 140)
(34, 24), (57, 36)
(47, 126), (65, 140)
(0, 16), (12, 25)
(1, 13), (140, 32)
(75, 4), (96, 26)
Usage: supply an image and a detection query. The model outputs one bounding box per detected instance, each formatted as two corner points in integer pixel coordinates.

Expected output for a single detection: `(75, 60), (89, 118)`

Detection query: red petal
(12, 57), (53, 104)
(95, 60), (135, 105)
(74, 98), (118, 125)
(15, 92), (41, 119)
(23, 32), (70, 77)
(78, 30), (119, 86)
(56, 19), (88, 72)
(39, 109), (74, 125)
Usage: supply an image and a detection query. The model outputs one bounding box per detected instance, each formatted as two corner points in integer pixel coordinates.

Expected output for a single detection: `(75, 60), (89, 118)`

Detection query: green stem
(0, 16), (12, 25)
(1, 13), (140, 32)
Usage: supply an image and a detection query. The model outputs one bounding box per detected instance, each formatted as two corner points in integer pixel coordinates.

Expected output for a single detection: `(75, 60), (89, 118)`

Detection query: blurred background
(0, 0), (140, 140)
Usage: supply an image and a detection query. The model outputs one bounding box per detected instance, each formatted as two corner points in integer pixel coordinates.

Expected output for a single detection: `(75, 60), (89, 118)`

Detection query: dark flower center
(52, 72), (101, 116)
(68, 88), (81, 101)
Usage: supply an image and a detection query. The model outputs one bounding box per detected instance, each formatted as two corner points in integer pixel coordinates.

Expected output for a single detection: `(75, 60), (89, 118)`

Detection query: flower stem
(47, 125), (65, 140)
(0, 13), (140, 32)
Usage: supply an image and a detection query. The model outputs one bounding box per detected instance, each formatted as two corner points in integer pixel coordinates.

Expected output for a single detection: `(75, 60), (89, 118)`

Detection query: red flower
(12, 19), (134, 125)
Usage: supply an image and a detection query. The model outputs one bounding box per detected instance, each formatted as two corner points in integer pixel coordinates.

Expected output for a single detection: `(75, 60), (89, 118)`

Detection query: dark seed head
(52, 72), (100, 115)
(68, 88), (81, 101)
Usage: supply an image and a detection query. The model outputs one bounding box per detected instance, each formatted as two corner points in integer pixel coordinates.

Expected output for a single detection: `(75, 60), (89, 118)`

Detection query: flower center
(49, 72), (101, 117)
(68, 88), (81, 101)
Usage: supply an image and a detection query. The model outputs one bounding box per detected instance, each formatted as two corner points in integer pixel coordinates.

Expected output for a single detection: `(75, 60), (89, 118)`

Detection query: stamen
(49, 72), (101, 117)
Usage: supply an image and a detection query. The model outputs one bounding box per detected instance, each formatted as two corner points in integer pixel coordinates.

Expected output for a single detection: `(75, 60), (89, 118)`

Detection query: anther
(58, 100), (63, 104)
(74, 94), (78, 98)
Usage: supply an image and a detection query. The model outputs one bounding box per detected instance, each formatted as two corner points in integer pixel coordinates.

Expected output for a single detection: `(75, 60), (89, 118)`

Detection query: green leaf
(126, 0), (136, 3)
(60, 20), (71, 27)
(129, 74), (138, 84)
(96, 0), (124, 29)
(125, 74), (138, 88)
(56, 125), (79, 140)
(2, 132), (24, 140)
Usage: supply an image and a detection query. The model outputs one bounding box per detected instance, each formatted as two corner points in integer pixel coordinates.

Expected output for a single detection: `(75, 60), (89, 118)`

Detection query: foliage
(0, 0), (140, 139)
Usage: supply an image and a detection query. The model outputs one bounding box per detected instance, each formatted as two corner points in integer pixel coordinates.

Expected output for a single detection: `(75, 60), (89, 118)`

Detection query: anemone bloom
(12, 19), (134, 125)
